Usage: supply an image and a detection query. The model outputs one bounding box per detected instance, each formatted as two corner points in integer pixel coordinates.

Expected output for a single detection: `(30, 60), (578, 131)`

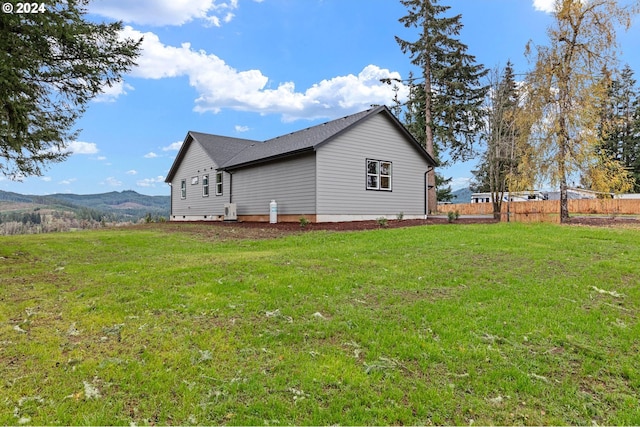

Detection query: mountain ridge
(0, 189), (170, 220)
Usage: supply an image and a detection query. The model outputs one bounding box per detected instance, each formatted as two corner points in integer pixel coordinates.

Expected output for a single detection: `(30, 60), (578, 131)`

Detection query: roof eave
(164, 132), (195, 183)
(380, 108), (438, 167)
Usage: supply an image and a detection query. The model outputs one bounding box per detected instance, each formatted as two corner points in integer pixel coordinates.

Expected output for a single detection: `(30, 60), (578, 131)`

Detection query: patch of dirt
(131, 217), (499, 240)
(567, 216), (640, 228)
(127, 215), (638, 241)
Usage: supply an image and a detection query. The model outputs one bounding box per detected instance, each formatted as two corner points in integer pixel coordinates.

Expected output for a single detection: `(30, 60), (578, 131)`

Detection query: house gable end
(165, 133), (195, 184)
(165, 132), (257, 183)
(314, 107), (436, 167)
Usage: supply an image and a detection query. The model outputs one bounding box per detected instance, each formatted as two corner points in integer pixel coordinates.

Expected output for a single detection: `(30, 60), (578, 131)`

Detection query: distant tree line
(0, 206), (168, 235)
(0, 211), (42, 225)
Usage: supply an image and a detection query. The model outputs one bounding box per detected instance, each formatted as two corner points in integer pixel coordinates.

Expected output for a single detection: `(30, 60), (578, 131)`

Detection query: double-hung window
(366, 159), (392, 191)
(202, 174), (209, 197)
(215, 172), (223, 196)
(181, 179), (187, 199)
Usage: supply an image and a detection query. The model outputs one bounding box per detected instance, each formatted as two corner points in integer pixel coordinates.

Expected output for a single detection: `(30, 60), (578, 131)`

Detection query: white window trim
(366, 159), (392, 191)
(181, 179), (186, 199)
(202, 174), (209, 197)
(215, 172), (223, 196)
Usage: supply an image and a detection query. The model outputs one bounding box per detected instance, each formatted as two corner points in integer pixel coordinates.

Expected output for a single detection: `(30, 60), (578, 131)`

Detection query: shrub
(396, 212), (404, 221)
(376, 217), (388, 228)
(299, 216), (310, 229)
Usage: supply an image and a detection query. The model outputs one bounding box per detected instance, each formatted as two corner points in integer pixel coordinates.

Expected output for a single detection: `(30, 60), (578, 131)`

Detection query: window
(181, 179), (186, 199)
(202, 174), (209, 197)
(366, 159), (392, 191)
(191, 176), (199, 185)
(215, 172), (223, 196)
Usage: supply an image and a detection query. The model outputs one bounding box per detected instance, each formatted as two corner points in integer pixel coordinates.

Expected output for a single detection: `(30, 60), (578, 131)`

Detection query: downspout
(228, 171), (233, 204)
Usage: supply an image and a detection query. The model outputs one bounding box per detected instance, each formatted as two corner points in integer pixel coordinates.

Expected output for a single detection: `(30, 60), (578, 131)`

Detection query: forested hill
(48, 190), (169, 213)
(0, 189), (170, 220)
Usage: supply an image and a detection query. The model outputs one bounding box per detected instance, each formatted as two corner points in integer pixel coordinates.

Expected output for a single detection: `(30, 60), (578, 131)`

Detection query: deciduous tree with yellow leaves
(523, 0), (639, 222)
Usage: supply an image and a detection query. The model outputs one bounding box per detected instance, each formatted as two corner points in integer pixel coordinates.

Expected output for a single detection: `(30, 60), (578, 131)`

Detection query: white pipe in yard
(269, 200), (277, 223)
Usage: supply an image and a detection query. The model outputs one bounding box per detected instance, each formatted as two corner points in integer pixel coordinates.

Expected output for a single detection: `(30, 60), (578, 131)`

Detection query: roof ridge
(220, 107), (384, 169)
(263, 106), (380, 143)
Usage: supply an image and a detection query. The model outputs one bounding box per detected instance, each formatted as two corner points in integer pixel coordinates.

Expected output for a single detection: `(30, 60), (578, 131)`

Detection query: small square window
(366, 159), (392, 191)
(367, 161), (378, 175)
(380, 176), (390, 190)
(367, 175), (378, 189)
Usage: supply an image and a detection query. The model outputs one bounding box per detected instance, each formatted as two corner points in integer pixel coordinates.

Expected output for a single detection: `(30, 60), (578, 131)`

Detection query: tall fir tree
(395, 0), (487, 212)
(1, 0), (141, 179)
(596, 64), (640, 192)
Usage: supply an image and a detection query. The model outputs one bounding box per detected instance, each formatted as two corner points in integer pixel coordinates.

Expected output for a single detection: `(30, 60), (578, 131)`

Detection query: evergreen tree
(395, 0), (488, 211)
(469, 162), (490, 193)
(397, 72), (453, 203)
(1, 0), (141, 178)
(596, 64), (640, 192)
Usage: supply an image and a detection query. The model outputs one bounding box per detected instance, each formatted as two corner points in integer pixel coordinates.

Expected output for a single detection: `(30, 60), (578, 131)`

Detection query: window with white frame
(181, 179), (186, 198)
(215, 172), (223, 196)
(366, 159), (392, 191)
(202, 174), (209, 197)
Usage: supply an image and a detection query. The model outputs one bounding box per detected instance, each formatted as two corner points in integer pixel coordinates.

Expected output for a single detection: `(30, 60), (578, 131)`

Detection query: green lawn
(1, 223), (639, 425)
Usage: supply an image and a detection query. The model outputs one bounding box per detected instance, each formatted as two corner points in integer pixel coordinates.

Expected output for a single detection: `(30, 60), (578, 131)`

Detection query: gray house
(165, 106), (436, 222)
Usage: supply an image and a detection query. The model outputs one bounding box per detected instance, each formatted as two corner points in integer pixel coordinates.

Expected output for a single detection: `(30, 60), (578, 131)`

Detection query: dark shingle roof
(164, 133), (257, 183)
(165, 106), (435, 182)
(189, 132), (257, 166)
(220, 107), (378, 169)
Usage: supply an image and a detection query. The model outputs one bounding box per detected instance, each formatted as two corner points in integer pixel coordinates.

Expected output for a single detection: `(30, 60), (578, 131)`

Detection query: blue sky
(2, 0), (639, 196)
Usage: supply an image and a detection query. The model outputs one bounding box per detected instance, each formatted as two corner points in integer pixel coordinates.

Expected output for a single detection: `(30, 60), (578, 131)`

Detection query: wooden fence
(438, 199), (640, 223)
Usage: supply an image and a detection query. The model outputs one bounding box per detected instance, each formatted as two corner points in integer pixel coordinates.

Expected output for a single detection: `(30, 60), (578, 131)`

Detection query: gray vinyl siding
(231, 153), (316, 215)
(316, 113), (429, 215)
(169, 141), (229, 217)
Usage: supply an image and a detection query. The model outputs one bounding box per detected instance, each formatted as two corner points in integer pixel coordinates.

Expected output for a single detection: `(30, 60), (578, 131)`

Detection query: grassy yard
(1, 222), (639, 425)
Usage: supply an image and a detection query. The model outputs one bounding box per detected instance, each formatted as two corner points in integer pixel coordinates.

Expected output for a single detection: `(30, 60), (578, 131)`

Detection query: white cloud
(41, 176), (52, 182)
(59, 178), (77, 185)
(121, 27), (408, 121)
(94, 80), (134, 103)
(126, 170), (138, 175)
(235, 125), (249, 132)
(103, 177), (123, 187)
(67, 141), (99, 155)
(162, 141), (183, 151)
(97, 156), (107, 161)
(90, 0), (239, 27)
(137, 176), (165, 188)
(46, 141), (97, 156)
(144, 152), (158, 159)
(532, 0), (556, 13)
